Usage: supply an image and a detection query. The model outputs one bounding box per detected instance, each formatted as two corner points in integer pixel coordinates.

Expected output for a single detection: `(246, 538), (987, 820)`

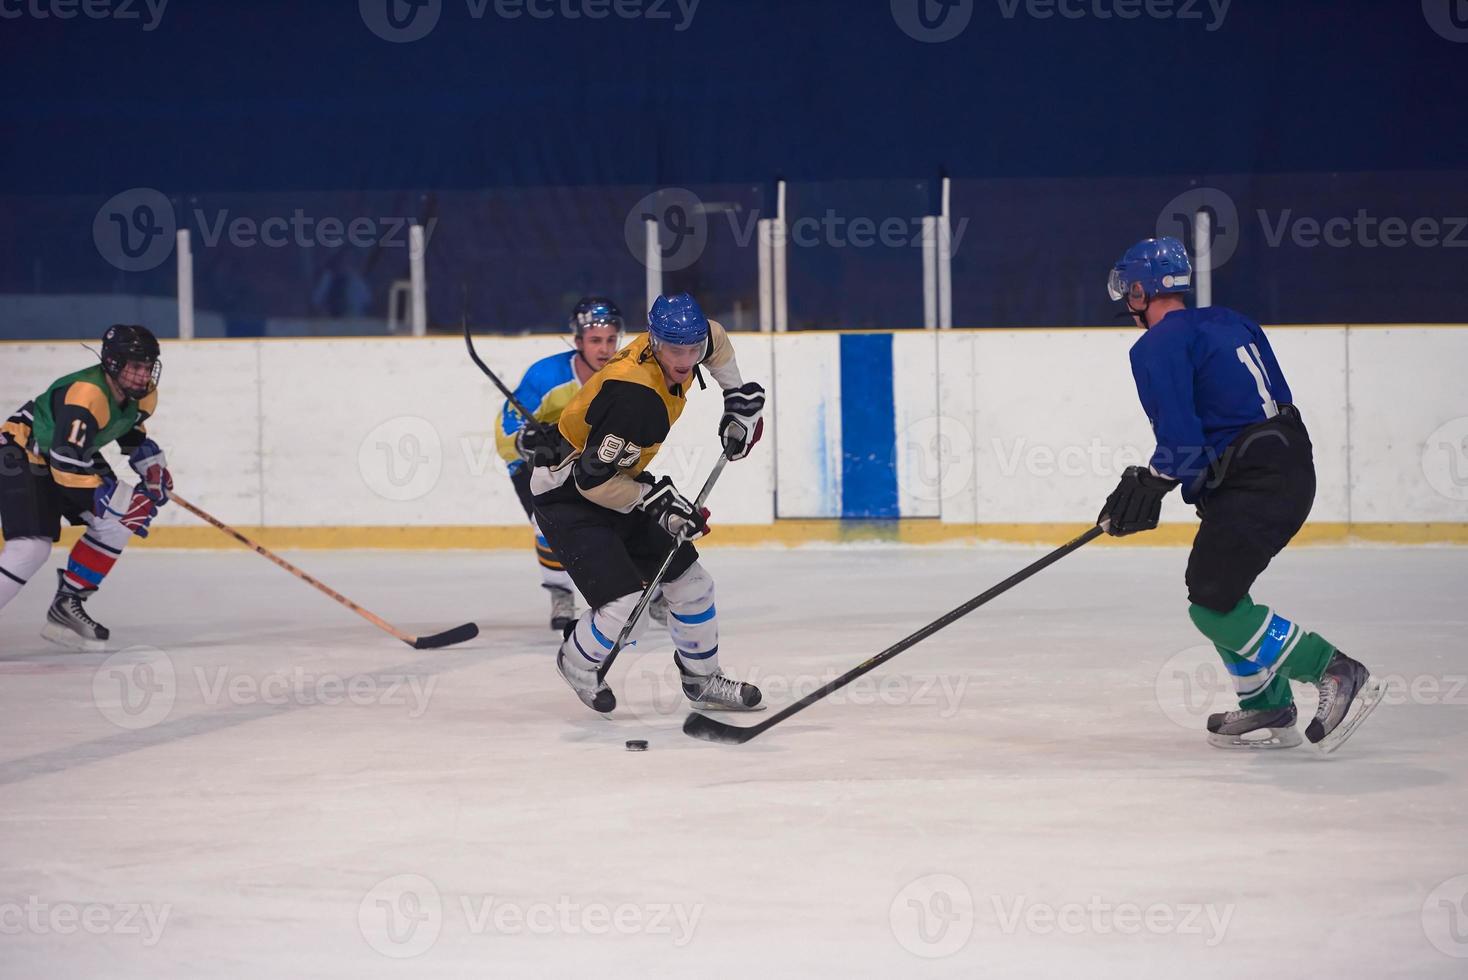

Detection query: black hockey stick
(596, 454), (729, 683)
(683, 523), (1106, 744)
(462, 297), (539, 422)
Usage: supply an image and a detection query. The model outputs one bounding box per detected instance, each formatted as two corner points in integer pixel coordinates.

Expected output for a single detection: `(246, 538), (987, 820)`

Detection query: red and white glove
(93, 478), (159, 538)
(637, 476), (710, 541)
(128, 438), (173, 505)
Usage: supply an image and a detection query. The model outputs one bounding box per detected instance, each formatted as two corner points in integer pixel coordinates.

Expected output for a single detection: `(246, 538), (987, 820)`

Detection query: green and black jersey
(2, 365), (157, 511)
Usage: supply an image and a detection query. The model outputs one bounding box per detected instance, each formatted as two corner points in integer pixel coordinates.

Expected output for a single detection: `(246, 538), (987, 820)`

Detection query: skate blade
(1314, 678), (1385, 755)
(686, 700), (766, 713)
(1207, 726), (1302, 750)
(40, 623), (106, 652)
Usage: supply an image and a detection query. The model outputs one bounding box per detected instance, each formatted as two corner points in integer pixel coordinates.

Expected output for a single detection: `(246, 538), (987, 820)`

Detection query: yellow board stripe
(7, 521), (1468, 550)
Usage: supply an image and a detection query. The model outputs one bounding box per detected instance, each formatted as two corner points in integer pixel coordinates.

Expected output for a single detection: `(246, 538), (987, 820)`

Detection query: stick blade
(682, 710), (761, 744)
(411, 622), (479, 649)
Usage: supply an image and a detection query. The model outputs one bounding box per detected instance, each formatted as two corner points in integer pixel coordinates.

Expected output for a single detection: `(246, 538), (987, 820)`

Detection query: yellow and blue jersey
(495, 350), (583, 473)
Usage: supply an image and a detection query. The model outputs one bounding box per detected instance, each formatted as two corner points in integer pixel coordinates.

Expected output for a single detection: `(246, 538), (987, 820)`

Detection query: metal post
(645, 217), (663, 314)
(176, 229), (194, 340)
(922, 215), (938, 330)
(938, 176), (953, 330)
(1194, 208), (1212, 308)
(773, 180), (788, 333)
(409, 223), (428, 336)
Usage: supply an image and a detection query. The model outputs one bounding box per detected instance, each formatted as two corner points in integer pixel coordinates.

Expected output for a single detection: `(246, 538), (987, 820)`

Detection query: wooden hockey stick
(683, 524), (1105, 744)
(170, 494), (479, 650)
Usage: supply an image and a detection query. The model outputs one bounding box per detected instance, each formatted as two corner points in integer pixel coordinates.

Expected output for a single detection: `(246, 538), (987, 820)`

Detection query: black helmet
(568, 296), (624, 338)
(100, 324), (162, 399)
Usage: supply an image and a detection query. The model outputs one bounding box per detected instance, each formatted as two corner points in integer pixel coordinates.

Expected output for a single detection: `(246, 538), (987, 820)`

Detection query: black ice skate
(41, 570), (109, 652)
(1206, 704), (1301, 749)
(545, 585), (578, 633)
(1305, 651), (1384, 754)
(678, 660), (763, 712)
(556, 649), (616, 713)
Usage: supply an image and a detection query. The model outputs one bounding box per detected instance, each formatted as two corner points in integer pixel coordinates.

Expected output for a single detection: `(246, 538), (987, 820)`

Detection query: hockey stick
(683, 523), (1106, 744)
(462, 300), (539, 422)
(170, 494), (479, 650)
(595, 454), (729, 683)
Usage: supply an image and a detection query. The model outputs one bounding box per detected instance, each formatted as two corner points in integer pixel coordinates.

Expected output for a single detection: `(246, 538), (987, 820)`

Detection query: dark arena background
(1, 2), (1466, 977)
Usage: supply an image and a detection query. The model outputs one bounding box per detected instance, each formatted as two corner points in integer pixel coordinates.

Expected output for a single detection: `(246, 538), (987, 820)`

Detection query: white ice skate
(1206, 704), (1302, 749)
(1306, 651), (1385, 754)
(41, 571), (109, 652)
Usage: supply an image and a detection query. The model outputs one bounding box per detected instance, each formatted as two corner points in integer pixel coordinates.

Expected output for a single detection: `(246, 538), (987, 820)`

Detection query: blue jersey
(495, 350), (582, 474)
(1128, 306), (1294, 504)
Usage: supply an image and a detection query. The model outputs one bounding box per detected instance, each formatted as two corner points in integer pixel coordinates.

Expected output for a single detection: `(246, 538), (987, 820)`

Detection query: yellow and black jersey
(531, 319), (745, 511)
(2, 365), (156, 510)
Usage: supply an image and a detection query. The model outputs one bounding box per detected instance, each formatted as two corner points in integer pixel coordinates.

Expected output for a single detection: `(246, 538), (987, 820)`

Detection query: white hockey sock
(662, 562), (719, 677)
(0, 537), (52, 613)
(560, 592), (647, 669)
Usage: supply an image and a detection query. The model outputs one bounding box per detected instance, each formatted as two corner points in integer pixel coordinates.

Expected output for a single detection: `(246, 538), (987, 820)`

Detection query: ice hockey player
(530, 292), (766, 713)
(494, 296), (635, 632)
(0, 324), (173, 650)
(1097, 237), (1383, 752)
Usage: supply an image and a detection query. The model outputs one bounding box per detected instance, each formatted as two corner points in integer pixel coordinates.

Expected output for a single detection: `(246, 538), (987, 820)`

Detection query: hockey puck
(625, 739), (648, 752)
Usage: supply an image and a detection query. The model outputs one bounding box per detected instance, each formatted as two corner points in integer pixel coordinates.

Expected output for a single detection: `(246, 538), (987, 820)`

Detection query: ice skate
(556, 649), (616, 713)
(1206, 704), (1301, 749)
(40, 570), (109, 652)
(679, 661), (763, 712)
(546, 584), (578, 633)
(1306, 651), (1384, 754)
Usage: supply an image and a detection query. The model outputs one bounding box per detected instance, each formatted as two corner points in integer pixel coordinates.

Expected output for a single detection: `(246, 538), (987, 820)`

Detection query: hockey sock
(62, 511), (134, 594)
(662, 562), (719, 676)
(1189, 596), (1337, 710)
(0, 537), (52, 612)
(561, 593), (646, 669)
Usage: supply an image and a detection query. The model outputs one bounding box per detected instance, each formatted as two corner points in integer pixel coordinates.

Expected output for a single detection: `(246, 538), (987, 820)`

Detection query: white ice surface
(1, 544), (1466, 979)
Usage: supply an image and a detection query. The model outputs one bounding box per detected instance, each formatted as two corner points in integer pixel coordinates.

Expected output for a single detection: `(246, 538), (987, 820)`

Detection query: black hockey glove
(637, 475), (710, 541)
(1098, 466), (1179, 536)
(719, 382), (766, 461)
(514, 420), (561, 468)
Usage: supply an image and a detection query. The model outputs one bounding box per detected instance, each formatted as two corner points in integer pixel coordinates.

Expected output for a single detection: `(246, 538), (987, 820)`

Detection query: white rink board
(2, 326), (1466, 529)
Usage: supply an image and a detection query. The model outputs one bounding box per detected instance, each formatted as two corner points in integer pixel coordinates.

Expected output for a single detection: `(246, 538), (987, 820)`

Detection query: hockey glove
(637, 476), (710, 541)
(93, 478), (160, 538)
(128, 438), (173, 505)
(514, 420), (562, 468)
(719, 382), (766, 461)
(1098, 466), (1179, 536)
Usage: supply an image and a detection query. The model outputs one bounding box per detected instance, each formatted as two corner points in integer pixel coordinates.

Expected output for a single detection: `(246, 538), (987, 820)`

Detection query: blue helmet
(569, 296), (623, 337)
(1108, 237), (1193, 303)
(647, 292), (709, 347)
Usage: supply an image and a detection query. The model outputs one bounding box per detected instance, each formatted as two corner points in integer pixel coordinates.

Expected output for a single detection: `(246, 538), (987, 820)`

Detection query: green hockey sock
(1188, 597), (1337, 710)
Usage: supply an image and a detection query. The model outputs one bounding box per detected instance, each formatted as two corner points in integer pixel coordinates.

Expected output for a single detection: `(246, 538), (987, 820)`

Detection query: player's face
(576, 325), (621, 371)
(117, 359), (156, 395)
(654, 340), (703, 386)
